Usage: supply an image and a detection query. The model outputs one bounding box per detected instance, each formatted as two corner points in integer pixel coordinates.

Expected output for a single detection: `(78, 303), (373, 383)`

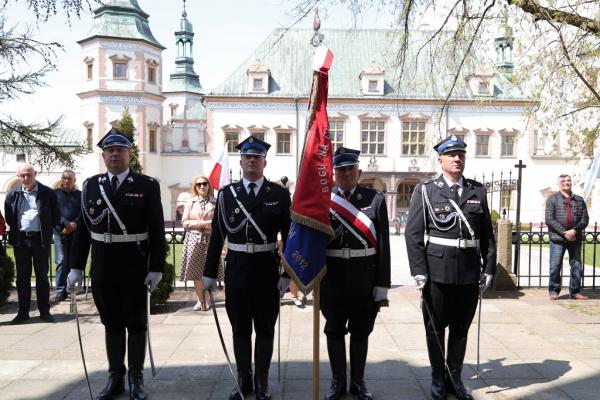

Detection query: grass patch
(559, 301), (600, 317)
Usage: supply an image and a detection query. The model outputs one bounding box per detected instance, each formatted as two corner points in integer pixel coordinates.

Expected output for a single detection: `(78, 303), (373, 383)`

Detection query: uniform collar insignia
(126, 176), (134, 183)
(99, 176), (107, 183)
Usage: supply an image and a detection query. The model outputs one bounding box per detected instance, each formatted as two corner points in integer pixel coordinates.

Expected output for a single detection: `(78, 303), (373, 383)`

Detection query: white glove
(144, 272), (163, 292)
(373, 286), (388, 302)
(414, 274), (428, 290)
(203, 276), (217, 292)
(67, 269), (83, 289)
(277, 277), (291, 294)
(481, 273), (493, 292)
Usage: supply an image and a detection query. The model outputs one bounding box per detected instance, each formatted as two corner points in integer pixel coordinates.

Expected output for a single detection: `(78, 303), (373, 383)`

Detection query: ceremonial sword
(147, 286), (157, 378)
(70, 286), (94, 400)
(476, 275), (485, 379)
(206, 288), (245, 400)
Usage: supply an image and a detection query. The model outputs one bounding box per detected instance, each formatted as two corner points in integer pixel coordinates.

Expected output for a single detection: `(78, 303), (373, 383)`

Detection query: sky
(2, 0), (398, 130)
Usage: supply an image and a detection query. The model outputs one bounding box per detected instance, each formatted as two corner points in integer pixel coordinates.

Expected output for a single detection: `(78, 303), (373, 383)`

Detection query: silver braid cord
(81, 178), (109, 226)
(218, 189), (247, 234)
(421, 184), (458, 232)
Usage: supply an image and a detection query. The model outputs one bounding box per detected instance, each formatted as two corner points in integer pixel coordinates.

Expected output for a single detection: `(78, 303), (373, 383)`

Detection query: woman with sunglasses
(180, 176), (223, 311)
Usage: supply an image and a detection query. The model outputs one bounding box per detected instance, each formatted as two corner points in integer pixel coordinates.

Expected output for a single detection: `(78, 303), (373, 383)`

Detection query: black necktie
(451, 184), (460, 203)
(343, 191), (351, 200)
(111, 175), (119, 194)
(248, 182), (256, 199)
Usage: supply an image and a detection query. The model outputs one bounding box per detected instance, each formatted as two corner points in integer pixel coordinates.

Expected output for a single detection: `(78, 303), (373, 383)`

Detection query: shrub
(0, 246), (15, 305)
(150, 243), (175, 307)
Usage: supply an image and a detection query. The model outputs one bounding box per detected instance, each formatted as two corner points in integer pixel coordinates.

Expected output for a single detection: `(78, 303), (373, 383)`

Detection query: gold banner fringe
(283, 257), (328, 296)
(291, 210), (334, 238)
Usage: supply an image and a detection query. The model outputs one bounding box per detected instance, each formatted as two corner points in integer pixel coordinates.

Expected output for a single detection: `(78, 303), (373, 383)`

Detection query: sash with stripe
(330, 192), (378, 248)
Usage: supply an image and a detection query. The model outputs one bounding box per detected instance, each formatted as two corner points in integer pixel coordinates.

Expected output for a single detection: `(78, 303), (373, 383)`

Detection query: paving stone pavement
(0, 234), (599, 399)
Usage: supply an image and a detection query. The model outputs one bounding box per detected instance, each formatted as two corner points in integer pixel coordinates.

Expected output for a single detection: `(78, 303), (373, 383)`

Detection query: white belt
(326, 248), (377, 259)
(428, 235), (479, 249)
(91, 232), (149, 243)
(227, 242), (277, 253)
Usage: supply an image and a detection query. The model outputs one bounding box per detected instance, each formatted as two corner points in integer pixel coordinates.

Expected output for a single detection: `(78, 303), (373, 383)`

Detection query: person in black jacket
(322, 147), (391, 400)
(203, 136), (291, 400)
(4, 163), (59, 324)
(68, 129), (166, 400)
(405, 136), (496, 400)
(52, 170), (83, 302)
(545, 174), (589, 300)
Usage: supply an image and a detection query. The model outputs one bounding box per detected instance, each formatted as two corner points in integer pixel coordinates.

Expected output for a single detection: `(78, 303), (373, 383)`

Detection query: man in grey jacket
(545, 174), (589, 300)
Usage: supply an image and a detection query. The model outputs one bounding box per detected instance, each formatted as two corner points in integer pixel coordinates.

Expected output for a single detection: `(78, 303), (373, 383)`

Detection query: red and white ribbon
(330, 193), (377, 248)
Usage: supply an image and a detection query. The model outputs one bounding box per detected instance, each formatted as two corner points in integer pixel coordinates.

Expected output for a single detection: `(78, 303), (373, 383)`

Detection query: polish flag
(208, 146), (230, 190)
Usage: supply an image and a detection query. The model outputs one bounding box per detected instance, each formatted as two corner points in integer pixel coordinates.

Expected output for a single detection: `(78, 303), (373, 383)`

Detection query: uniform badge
(234, 208), (240, 214)
(266, 186), (271, 192)
(96, 199), (102, 205)
(249, 136), (254, 143)
(451, 134), (458, 141)
(357, 193), (362, 200)
(445, 205), (451, 211)
(229, 215), (235, 223)
(89, 207), (95, 214)
(437, 181), (443, 187)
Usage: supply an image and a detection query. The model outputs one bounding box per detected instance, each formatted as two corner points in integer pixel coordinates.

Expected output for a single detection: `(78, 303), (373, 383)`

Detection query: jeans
(53, 232), (73, 295)
(549, 240), (583, 296)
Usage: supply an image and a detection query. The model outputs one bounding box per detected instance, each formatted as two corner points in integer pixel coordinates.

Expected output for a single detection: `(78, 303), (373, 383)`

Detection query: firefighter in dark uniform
(68, 129), (166, 400)
(203, 136), (291, 400)
(405, 136), (496, 400)
(322, 147), (391, 400)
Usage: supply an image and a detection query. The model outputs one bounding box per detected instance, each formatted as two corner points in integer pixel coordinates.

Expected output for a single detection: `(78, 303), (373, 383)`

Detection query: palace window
(249, 130), (266, 142)
(16, 153), (26, 162)
(225, 130), (240, 153)
(253, 78), (264, 91)
(329, 119), (344, 151)
(87, 64), (93, 80)
(401, 120), (426, 156)
(114, 62), (127, 79)
(368, 80), (378, 92)
(86, 128), (93, 151)
(148, 66), (156, 84)
(149, 128), (157, 153)
(501, 134), (516, 157)
(476, 135), (490, 157)
(360, 119), (385, 155)
(276, 131), (291, 154)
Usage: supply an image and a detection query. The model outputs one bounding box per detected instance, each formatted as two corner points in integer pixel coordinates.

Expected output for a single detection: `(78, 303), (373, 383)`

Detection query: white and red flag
(208, 146), (230, 190)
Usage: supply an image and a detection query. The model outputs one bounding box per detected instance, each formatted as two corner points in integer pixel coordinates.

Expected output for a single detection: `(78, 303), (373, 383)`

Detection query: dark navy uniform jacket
(204, 180), (291, 290)
(71, 171), (166, 283)
(323, 185), (391, 296)
(405, 175), (496, 285)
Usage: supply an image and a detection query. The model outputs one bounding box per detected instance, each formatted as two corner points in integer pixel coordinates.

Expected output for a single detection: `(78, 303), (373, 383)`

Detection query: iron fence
(514, 222), (599, 289)
(0, 222), (194, 290)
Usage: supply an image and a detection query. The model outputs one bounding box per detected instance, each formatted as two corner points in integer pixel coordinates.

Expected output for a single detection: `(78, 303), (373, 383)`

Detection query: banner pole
(312, 283), (320, 400)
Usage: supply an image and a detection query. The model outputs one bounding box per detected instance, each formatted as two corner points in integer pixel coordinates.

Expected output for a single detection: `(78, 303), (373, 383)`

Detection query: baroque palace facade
(0, 0), (597, 225)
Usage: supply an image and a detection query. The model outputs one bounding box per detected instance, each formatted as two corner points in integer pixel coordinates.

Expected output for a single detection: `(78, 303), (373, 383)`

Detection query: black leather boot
(426, 332), (447, 400)
(254, 338), (274, 400)
(445, 334), (472, 400)
(127, 332), (147, 400)
(430, 367), (447, 400)
(229, 338), (253, 400)
(97, 332), (126, 400)
(325, 337), (346, 400)
(349, 336), (373, 400)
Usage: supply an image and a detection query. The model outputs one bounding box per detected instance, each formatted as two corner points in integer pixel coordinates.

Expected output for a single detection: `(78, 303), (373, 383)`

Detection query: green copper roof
(78, 0), (165, 49)
(211, 29), (525, 101)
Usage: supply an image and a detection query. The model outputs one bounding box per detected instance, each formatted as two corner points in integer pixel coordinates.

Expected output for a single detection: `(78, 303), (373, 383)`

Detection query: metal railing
(0, 223), (201, 290)
(514, 222), (599, 289)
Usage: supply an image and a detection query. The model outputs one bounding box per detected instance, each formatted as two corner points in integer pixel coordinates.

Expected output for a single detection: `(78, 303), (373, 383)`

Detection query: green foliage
(491, 209), (500, 226)
(119, 107), (143, 173)
(0, 246), (16, 305)
(150, 243), (175, 308)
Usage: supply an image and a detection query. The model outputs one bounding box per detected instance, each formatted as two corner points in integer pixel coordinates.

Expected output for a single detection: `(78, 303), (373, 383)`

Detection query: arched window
(396, 182), (416, 209)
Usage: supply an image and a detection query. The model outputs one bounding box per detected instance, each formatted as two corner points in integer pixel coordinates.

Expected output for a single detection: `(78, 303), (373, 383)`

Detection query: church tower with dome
(77, 0), (165, 178)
